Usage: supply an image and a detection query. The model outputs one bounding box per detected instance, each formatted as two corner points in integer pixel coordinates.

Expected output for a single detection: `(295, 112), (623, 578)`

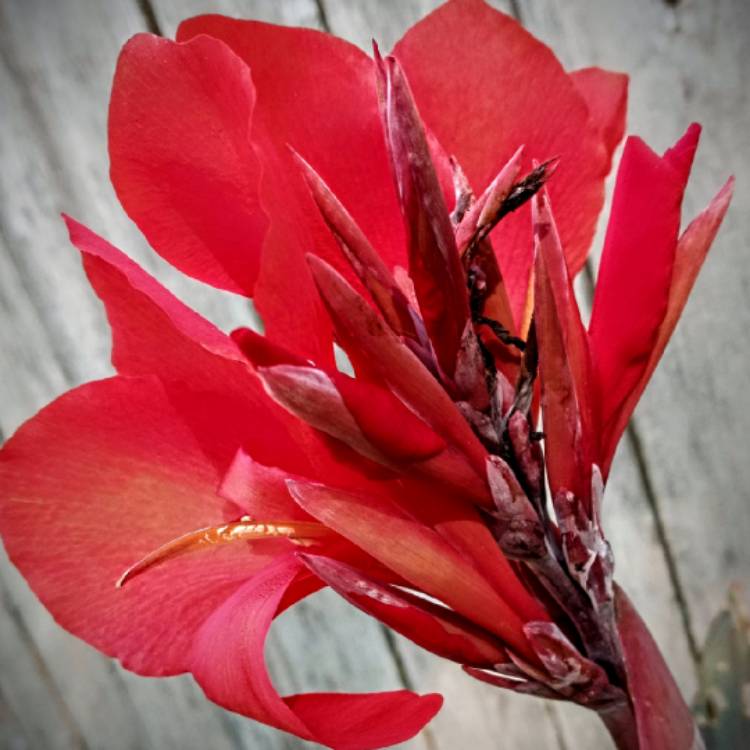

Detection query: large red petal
(68, 216), (307, 473)
(597, 177), (733, 473)
(176, 15), (404, 272)
(588, 127), (699, 474)
(0, 376), (293, 676)
(189, 556), (312, 739)
(191, 555), (442, 748)
(109, 34), (266, 295)
(177, 16), (406, 365)
(66, 215), (245, 374)
(569, 68), (628, 163)
(394, 0), (622, 322)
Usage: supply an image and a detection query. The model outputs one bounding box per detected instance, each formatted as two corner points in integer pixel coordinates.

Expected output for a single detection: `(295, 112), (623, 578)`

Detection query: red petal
(533, 191), (593, 500)
(598, 177), (734, 473)
(191, 555), (442, 748)
(588, 128), (698, 474)
(394, 0), (622, 322)
(0, 376), (292, 676)
(189, 556), (310, 738)
(286, 691), (443, 750)
(66, 215), (241, 368)
(615, 585), (699, 749)
(109, 34), (266, 295)
(68, 217), (311, 472)
(287, 480), (533, 659)
(231, 326), (309, 368)
(569, 68), (628, 163)
(663, 122), (701, 184)
(300, 553), (506, 667)
(176, 15), (404, 272)
(648, 176), (733, 372)
(177, 16), (406, 365)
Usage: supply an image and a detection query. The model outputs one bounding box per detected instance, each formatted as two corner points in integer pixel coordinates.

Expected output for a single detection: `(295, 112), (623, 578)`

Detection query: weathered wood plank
(0, 688), (31, 750)
(0, 562), (86, 750)
(151, 0), (322, 37)
(317, 0), (446, 51)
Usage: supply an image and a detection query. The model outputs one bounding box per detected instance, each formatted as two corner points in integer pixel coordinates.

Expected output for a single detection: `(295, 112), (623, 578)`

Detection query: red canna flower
(0, 1), (732, 748)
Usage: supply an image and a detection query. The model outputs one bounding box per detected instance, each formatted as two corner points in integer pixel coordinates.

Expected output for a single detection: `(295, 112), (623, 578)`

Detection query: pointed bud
(257, 364), (387, 464)
(449, 155), (474, 224)
(300, 553), (507, 667)
(456, 145), (525, 253)
(486, 455), (545, 559)
(533, 188), (593, 506)
(374, 46), (470, 377)
(454, 320), (491, 409)
(292, 148), (429, 346)
(523, 621), (625, 707)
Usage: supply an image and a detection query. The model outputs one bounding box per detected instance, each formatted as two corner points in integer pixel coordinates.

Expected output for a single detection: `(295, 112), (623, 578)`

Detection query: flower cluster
(0, 1), (731, 748)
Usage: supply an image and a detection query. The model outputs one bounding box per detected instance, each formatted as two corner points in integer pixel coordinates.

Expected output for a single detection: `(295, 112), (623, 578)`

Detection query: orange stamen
(115, 518), (331, 589)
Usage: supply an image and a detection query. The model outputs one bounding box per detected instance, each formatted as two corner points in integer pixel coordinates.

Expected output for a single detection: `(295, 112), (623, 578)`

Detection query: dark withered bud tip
(502, 156), (560, 216)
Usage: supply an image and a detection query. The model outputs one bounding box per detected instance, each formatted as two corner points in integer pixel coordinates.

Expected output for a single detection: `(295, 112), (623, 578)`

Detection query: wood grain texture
(0, 0), (747, 748)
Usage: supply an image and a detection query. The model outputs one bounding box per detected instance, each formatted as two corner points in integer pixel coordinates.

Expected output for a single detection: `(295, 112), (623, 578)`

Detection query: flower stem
(598, 700), (640, 750)
(530, 548), (622, 679)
